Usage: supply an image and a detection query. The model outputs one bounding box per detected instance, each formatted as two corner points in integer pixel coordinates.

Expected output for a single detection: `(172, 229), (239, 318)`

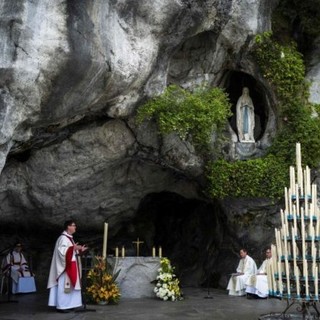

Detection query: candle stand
(264, 143), (320, 319)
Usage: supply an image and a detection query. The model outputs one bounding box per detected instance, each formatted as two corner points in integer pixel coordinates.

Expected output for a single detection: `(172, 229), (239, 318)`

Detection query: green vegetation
(207, 32), (320, 199)
(254, 32), (306, 104)
(253, 32), (320, 167)
(207, 155), (288, 199)
(137, 27), (320, 200)
(136, 84), (232, 148)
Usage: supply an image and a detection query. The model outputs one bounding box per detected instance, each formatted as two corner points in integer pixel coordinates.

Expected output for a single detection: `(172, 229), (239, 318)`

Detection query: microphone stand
(204, 273), (213, 299)
(75, 251), (95, 313)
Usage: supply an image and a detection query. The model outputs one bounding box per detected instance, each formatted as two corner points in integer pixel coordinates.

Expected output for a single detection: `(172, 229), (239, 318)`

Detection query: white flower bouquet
(154, 257), (183, 301)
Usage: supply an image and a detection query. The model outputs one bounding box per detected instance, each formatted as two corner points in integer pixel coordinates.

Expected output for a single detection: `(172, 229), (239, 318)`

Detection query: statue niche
(236, 87), (255, 143)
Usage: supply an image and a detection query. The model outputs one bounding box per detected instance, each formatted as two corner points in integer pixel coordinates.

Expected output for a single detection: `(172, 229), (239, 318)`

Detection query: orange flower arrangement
(86, 256), (121, 304)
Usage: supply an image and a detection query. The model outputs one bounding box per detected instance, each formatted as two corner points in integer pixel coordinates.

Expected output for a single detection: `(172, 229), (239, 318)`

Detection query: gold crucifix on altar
(132, 237), (144, 256)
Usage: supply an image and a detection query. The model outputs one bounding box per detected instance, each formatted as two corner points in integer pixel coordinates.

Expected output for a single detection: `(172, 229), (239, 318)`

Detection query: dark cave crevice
(111, 191), (230, 287)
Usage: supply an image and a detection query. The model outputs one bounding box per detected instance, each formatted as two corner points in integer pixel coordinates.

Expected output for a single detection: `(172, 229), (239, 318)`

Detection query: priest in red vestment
(47, 220), (88, 313)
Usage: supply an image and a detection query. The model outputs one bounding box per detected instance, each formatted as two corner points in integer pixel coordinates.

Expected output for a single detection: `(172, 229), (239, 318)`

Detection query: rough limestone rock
(307, 36), (320, 105)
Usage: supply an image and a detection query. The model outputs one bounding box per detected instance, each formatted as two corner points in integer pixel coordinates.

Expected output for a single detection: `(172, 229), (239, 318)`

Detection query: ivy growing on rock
(206, 155), (288, 199)
(136, 84), (232, 148)
(253, 32), (320, 167)
(207, 32), (320, 199)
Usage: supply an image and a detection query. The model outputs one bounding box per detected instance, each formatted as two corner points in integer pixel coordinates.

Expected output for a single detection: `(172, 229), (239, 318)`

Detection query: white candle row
(289, 165), (313, 199)
(113, 246), (163, 258)
(277, 225), (320, 261)
(114, 246), (126, 257)
(270, 245), (320, 299)
(152, 246), (162, 258)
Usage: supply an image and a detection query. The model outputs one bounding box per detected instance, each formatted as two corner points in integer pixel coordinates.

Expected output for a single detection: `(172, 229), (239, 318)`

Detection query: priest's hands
(74, 243), (88, 252)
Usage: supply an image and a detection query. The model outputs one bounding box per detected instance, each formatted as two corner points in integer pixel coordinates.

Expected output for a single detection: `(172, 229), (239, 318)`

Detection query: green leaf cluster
(136, 84), (232, 148)
(254, 32), (306, 104)
(206, 155), (288, 199)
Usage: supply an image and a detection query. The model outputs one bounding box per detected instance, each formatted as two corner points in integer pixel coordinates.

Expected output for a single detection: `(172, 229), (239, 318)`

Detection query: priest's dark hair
(64, 220), (75, 230)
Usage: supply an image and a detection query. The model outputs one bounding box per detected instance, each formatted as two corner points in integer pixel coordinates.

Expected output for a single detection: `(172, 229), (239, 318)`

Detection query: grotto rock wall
(3, 0), (320, 289)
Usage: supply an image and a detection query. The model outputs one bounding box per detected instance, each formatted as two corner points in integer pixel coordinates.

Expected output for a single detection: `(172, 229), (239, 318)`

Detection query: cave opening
(111, 191), (229, 287)
(223, 71), (268, 142)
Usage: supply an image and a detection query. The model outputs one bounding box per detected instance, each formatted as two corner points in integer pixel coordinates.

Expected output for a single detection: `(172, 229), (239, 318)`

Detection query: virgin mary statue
(236, 87), (255, 142)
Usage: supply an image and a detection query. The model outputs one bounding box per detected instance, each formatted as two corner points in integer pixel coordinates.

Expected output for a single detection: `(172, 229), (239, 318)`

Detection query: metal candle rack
(268, 143), (320, 318)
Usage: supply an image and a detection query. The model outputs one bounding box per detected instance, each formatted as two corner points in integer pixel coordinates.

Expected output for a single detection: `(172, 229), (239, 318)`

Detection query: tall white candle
(121, 246), (125, 257)
(152, 246), (156, 258)
(293, 206), (297, 238)
(298, 167), (304, 196)
(278, 261), (283, 294)
(115, 246), (119, 257)
(289, 188), (293, 216)
(285, 257), (290, 296)
(275, 229), (282, 258)
(268, 245), (281, 293)
(270, 256), (276, 293)
(309, 204), (313, 238)
(295, 184), (300, 217)
(312, 237), (316, 278)
(293, 168), (296, 194)
(285, 187), (289, 214)
(315, 184), (318, 220)
(316, 211), (320, 239)
(301, 209), (306, 259)
(102, 222), (108, 259)
(296, 143), (302, 193)
(312, 184), (316, 213)
(295, 264), (300, 297)
(282, 227), (289, 259)
(267, 260), (272, 294)
(303, 259), (307, 279)
(292, 227), (297, 262)
(158, 246), (162, 258)
(281, 209), (285, 228)
(306, 166), (311, 196)
(305, 259), (309, 297)
(315, 266), (319, 298)
(304, 168), (307, 198)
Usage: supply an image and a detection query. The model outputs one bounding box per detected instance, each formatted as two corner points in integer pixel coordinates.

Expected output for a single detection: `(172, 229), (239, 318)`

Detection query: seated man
(2, 242), (36, 294)
(246, 247), (272, 299)
(227, 248), (257, 296)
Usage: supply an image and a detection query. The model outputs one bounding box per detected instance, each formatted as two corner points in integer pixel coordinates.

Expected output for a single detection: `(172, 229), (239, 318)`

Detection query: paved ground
(0, 287), (313, 320)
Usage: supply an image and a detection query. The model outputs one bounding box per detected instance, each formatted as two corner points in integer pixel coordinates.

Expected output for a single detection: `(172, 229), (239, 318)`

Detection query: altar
(109, 257), (160, 298)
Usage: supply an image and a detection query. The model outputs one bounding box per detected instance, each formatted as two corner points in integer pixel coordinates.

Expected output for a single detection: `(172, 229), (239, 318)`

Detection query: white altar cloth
(109, 257), (160, 298)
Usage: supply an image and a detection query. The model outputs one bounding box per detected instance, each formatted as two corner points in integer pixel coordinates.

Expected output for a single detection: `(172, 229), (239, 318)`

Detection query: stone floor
(0, 287), (316, 320)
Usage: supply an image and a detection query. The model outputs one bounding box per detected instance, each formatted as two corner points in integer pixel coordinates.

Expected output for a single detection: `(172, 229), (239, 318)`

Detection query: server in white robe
(245, 248), (272, 298)
(2, 242), (36, 294)
(47, 220), (88, 312)
(227, 248), (257, 296)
